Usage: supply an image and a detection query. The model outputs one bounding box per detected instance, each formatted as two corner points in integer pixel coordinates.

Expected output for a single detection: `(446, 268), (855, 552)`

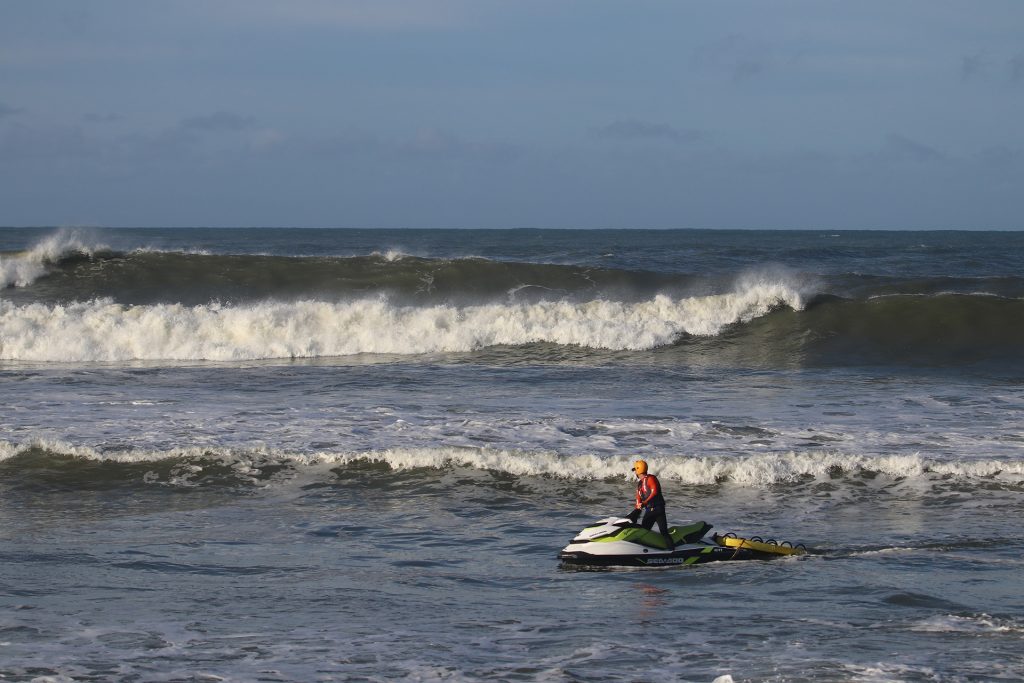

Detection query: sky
(1, 0), (1023, 229)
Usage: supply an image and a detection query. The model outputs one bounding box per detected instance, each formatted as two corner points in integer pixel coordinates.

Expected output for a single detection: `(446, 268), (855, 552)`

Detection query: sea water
(1, 227), (1023, 682)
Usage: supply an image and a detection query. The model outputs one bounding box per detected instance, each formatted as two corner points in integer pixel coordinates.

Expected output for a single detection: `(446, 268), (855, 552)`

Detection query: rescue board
(712, 533), (807, 556)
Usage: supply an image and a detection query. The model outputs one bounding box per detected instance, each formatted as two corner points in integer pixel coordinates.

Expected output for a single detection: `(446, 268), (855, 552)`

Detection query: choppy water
(2, 227), (1023, 682)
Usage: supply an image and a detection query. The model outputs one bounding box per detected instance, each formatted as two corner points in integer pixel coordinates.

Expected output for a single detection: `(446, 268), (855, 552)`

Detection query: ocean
(1, 227), (1023, 682)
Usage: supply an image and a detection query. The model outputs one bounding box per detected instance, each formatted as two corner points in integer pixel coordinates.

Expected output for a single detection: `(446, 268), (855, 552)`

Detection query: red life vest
(635, 473), (665, 509)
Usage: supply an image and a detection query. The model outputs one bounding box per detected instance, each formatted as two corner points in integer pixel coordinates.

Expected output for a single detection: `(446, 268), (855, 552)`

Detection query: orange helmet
(632, 459), (648, 475)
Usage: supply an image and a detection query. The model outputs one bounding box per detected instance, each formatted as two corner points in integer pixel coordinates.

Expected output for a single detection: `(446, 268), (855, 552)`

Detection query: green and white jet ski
(558, 516), (796, 568)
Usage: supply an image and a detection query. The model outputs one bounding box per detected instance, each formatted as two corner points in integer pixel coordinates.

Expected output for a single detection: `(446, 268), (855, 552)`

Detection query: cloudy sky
(1, 1), (1022, 229)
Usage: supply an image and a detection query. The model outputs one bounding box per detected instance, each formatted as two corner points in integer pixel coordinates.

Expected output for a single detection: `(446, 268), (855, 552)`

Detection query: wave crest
(0, 282), (801, 362)
(0, 228), (109, 289)
(3, 440), (1022, 487)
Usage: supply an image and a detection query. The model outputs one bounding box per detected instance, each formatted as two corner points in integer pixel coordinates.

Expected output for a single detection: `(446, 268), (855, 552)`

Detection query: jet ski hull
(559, 542), (760, 568)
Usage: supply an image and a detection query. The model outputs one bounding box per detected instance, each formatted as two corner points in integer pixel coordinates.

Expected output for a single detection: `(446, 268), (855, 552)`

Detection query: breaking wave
(0, 228), (109, 289)
(2, 440), (1022, 489)
(3, 289), (1020, 367)
(0, 284), (801, 362)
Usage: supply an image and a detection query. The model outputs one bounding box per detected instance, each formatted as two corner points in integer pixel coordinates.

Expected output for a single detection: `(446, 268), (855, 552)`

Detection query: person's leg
(640, 509), (656, 529)
(656, 508), (674, 550)
(641, 508), (674, 549)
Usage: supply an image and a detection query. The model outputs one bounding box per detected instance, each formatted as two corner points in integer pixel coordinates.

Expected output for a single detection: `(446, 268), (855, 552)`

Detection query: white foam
(132, 245), (214, 256)
(632, 451), (1024, 486)
(0, 228), (108, 289)
(841, 662), (940, 682)
(911, 614), (1024, 634)
(0, 281), (802, 362)
(3, 440), (1022, 487)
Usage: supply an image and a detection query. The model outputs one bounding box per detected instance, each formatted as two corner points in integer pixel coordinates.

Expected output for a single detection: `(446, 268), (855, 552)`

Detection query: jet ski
(558, 516), (806, 568)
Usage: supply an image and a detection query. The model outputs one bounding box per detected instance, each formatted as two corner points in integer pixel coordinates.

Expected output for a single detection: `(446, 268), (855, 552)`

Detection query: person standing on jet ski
(627, 459), (675, 551)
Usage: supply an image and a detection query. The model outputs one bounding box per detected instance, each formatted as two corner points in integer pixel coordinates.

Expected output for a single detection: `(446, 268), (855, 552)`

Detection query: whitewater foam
(910, 614), (1024, 635)
(0, 283), (803, 362)
(3, 440), (1022, 486)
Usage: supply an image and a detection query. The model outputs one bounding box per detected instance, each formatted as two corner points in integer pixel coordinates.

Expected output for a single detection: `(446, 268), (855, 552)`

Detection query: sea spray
(0, 228), (107, 289)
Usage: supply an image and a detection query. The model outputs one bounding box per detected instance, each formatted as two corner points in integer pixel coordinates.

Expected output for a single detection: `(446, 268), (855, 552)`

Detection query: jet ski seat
(590, 521), (712, 549)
